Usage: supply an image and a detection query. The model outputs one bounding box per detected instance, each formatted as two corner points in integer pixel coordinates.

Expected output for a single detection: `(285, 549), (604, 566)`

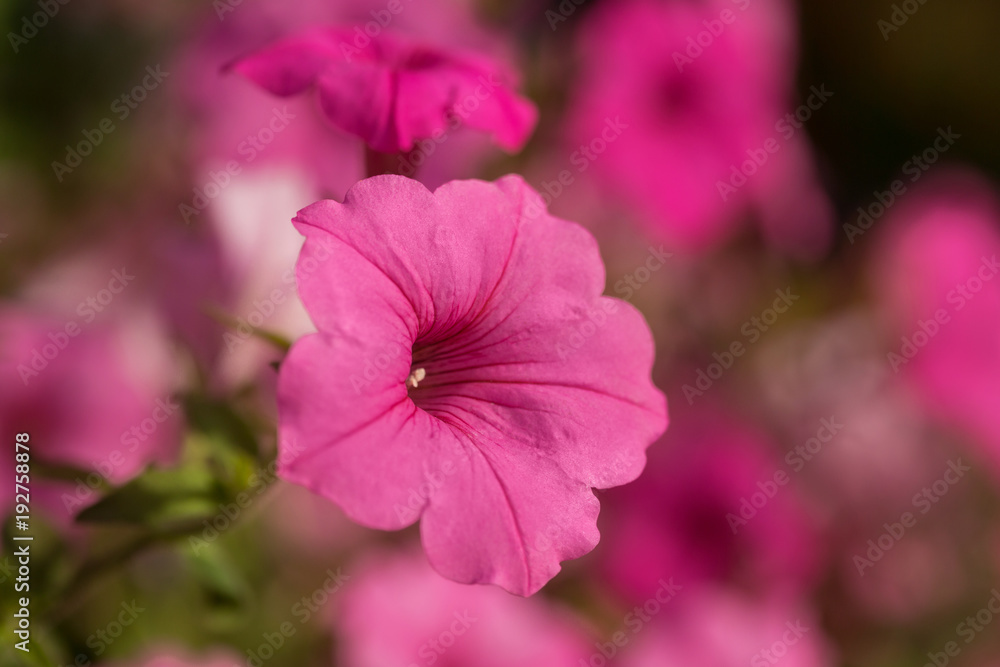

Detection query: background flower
(231, 26), (537, 155)
(870, 170), (1000, 480)
(334, 550), (593, 666)
(566, 0), (832, 257)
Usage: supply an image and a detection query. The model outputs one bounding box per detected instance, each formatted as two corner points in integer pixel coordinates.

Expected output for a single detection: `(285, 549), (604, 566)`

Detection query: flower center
(658, 70), (699, 119)
(406, 367), (427, 389)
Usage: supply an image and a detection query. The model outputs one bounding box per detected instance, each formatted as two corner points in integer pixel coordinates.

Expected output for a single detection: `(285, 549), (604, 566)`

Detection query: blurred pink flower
(598, 405), (820, 602)
(617, 588), (835, 667)
(277, 175), (667, 595)
(0, 308), (179, 520)
(173, 0), (521, 200)
(568, 0), (831, 256)
(230, 27), (537, 154)
(335, 550), (593, 666)
(871, 171), (1000, 478)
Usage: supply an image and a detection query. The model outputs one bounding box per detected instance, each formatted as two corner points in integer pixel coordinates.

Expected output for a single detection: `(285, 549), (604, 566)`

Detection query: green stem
(46, 518), (207, 624)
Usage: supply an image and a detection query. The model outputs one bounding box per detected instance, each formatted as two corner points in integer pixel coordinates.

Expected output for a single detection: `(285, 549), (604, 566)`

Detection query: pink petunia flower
(276, 175), (667, 595)
(175, 0), (521, 195)
(567, 0), (832, 256)
(597, 404), (821, 603)
(0, 308), (179, 521)
(616, 588), (835, 667)
(230, 27), (537, 155)
(871, 170), (1000, 480)
(334, 550), (594, 666)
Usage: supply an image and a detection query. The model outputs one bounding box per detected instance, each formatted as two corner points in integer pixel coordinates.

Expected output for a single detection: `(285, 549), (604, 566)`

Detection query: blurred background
(3, 0), (1000, 666)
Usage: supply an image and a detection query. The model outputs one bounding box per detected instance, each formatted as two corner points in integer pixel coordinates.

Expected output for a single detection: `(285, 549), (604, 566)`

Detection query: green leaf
(0, 619), (61, 667)
(182, 393), (260, 458)
(31, 460), (111, 489)
(185, 544), (251, 608)
(75, 464), (221, 528)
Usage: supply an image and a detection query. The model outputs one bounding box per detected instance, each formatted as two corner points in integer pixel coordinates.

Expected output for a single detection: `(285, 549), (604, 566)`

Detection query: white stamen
(406, 367), (427, 389)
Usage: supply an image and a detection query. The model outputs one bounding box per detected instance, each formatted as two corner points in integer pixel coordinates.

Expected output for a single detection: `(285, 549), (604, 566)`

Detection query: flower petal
(419, 432), (600, 596)
(230, 28), (347, 96)
(317, 62), (402, 152)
